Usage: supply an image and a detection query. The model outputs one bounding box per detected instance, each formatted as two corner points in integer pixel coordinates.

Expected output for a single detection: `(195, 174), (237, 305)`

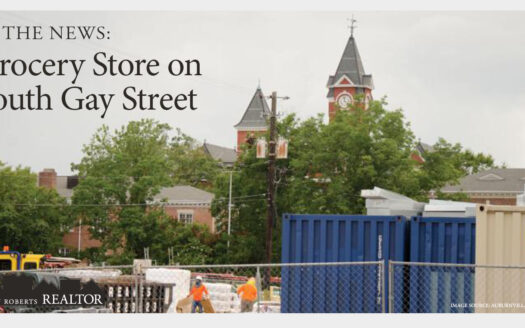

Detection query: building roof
(416, 142), (434, 154)
(327, 35), (373, 97)
(55, 177), (214, 206)
(441, 168), (525, 194)
(234, 87), (270, 130)
(203, 142), (237, 166)
(154, 185), (214, 206)
(412, 142), (435, 163)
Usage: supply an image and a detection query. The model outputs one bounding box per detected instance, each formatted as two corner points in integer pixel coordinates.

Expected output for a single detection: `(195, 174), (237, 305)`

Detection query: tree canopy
(0, 162), (71, 253)
(212, 98), (496, 263)
(71, 119), (220, 263)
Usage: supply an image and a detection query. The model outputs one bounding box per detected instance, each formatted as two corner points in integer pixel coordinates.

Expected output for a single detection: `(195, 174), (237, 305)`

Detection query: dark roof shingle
(327, 35), (373, 97)
(234, 87), (270, 129)
(442, 168), (525, 194)
(203, 142), (237, 166)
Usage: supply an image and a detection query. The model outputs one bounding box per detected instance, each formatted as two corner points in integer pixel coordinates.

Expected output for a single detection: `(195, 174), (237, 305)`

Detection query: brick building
(326, 31), (374, 121)
(234, 86), (270, 150)
(38, 169), (216, 254)
(441, 168), (525, 205)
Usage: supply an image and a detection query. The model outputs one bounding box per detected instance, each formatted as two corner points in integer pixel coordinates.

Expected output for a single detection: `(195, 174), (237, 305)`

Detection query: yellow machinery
(0, 246), (45, 271)
(0, 246), (81, 271)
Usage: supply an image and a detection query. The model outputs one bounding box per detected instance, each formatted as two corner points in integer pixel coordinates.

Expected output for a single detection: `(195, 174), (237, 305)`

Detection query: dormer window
(478, 173), (504, 181)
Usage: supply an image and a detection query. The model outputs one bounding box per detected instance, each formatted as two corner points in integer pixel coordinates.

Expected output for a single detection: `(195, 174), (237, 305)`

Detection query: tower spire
(347, 15), (357, 37)
(326, 17), (373, 122)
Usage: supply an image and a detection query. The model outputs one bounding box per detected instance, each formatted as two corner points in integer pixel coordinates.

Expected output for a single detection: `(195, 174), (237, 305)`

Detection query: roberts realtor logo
(0, 273), (105, 308)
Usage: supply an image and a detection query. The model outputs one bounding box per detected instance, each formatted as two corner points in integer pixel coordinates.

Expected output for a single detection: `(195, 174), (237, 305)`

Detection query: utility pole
(265, 91), (288, 263)
(227, 170), (233, 249)
(260, 91), (288, 289)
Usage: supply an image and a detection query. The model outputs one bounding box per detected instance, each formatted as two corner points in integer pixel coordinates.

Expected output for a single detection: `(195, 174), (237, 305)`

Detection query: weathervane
(347, 15), (357, 36)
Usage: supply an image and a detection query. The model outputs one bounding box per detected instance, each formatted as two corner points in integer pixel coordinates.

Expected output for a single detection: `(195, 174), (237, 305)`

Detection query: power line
(0, 193), (267, 207)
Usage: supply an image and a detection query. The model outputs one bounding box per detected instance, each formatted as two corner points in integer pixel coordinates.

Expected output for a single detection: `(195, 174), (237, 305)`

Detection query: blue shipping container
(281, 214), (408, 313)
(404, 216), (476, 313)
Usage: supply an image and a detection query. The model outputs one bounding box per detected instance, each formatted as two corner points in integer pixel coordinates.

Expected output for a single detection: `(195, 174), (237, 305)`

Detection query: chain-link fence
(0, 261), (384, 313)
(4, 261), (525, 313)
(389, 261), (525, 313)
(144, 261), (385, 313)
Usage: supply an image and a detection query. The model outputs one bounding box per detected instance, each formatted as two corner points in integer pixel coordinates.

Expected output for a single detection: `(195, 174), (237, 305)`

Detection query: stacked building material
(144, 268), (191, 313)
(58, 269), (122, 281)
(205, 282), (234, 313)
(229, 292), (241, 313)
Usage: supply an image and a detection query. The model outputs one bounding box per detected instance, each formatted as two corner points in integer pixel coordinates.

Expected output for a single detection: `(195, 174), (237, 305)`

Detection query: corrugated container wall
(281, 214), (408, 313)
(399, 216), (476, 313)
(475, 205), (525, 313)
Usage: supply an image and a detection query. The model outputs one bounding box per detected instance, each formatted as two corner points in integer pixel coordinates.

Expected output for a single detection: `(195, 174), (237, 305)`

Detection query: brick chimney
(38, 168), (57, 189)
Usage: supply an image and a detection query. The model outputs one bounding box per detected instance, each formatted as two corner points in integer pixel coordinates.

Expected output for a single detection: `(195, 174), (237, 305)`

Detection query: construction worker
(237, 277), (257, 312)
(188, 276), (209, 313)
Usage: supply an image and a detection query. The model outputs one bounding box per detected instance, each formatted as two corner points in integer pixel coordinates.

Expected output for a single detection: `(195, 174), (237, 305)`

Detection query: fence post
(134, 271), (139, 313)
(256, 265), (262, 313)
(382, 262), (386, 313)
(388, 261), (394, 313)
(138, 272), (143, 313)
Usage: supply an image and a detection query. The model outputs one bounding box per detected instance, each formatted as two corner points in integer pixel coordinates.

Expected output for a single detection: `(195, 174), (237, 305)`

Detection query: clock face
(337, 94), (352, 108)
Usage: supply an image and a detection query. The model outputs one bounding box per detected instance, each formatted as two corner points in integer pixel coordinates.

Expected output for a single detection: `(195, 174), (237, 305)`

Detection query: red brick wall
(62, 225), (102, 250)
(237, 130), (266, 151)
(38, 169), (57, 189)
(164, 206), (215, 233)
(328, 87), (372, 122)
(469, 197), (517, 206)
(61, 206), (215, 253)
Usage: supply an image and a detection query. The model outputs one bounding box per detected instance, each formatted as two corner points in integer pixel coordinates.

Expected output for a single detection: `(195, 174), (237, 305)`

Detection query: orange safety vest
(190, 284), (209, 301)
(237, 283), (257, 302)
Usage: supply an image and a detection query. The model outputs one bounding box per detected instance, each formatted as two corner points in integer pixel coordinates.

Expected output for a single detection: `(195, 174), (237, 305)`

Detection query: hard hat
(196, 276), (203, 281)
(247, 277), (256, 286)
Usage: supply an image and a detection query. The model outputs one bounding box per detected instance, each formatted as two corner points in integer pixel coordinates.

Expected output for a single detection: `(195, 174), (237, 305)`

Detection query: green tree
(71, 119), (220, 263)
(418, 138), (495, 195)
(0, 162), (71, 253)
(169, 129), (221, 190)
(211, 98), (496, 263)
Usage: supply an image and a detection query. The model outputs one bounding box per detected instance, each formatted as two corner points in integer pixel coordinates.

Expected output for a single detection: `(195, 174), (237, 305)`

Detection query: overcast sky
(1, 11), (525, 175)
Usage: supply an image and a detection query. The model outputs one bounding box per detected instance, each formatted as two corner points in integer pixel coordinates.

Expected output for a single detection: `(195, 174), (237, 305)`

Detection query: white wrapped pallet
(145, 268), (191, 313)
(230, 292), (241, 313)
(206, 282), (232, 293)
(58, 269), (122, 281)
(423, 199), (476, 217)
(254, 302), (281, 313)
(205, 282), (234, 313)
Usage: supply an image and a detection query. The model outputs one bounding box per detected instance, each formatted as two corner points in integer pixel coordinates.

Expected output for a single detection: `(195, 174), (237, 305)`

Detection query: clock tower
(327, 28), (374, 122)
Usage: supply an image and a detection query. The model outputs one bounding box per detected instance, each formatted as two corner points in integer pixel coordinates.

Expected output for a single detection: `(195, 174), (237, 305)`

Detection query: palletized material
(361, 187), (425, 217)
(475, 205), (525, 313)
(145, 268), (191, 313)
(422, 200), (476, 218)
(281, 214), (407, 313)
(402, 216), (476, 313)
